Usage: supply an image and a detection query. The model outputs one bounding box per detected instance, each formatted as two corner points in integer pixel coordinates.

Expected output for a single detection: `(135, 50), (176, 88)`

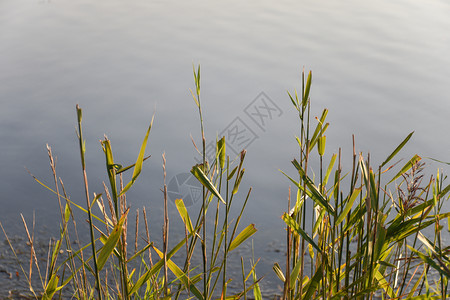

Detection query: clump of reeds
(2, 66), (450, 299)
(275, 69), (450, 299)
(1, 65), (260, 299)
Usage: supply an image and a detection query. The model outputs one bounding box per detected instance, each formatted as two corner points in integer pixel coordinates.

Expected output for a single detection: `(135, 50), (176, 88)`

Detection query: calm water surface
(1, 0), (449, 296)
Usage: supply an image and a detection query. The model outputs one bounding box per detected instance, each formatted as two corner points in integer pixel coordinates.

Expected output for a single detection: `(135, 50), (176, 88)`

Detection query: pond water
(1, 0), (450, 297)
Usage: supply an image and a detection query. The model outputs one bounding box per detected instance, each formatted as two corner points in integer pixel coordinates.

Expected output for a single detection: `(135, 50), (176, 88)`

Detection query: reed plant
(1, 65), (259, 300)
(274, 69), (450, 299)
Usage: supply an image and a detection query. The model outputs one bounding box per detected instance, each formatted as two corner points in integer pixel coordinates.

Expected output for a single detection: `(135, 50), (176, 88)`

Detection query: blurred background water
(1, 0), (449, 296)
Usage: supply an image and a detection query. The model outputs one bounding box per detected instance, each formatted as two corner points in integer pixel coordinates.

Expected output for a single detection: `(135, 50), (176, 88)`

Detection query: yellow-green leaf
(120, 115), (154, 196)
(228, 224), (257, 252)
(97, 209), (129, 271)
(191, 164), (225, 204)
(175, 199), (194, 234)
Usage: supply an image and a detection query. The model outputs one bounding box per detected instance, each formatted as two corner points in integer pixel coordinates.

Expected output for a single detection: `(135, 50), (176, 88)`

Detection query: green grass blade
(218, 136), (226, 169)
(97, 209), (129, 271)
(191, 164), (226, 204)
(116, 155), (151, 174)
(127, 242), (153, 264)
(380, 131), (414, 169)
(292, 159), (335, 214)
(273, 263), (286, 282)
(336, 188), (361, 225)
(289, 259), (302, 288)
(302, 70), (312, 108)
(303, 264), (322, 299)
(282, 213), (322, 254)
(228, 224), (257, 252)
(154, 247), (204, 300)
(43, 273), (60, 300)
(388, 154), (422, 184)
(408, 246), (450, 278)
(323, 153), (337, 186)
(130, 234), (189, 294)
(120, 115), (154, 196)
(175, 198), (194, 234)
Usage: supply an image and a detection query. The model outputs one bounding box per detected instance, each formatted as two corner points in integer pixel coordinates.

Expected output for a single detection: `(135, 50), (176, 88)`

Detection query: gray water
(1, 0), (450, 297)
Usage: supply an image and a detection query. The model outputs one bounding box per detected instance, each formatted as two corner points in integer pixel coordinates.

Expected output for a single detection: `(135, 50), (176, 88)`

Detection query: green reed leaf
(323, 153), (337, 186)
(154, 246), (204, 300)
(130, 233), (190, 294)
(228, 224), (257, 252)
(287, 91), (299, 110)
(120, 115), (154, 196)
(191, 164), (226, 204)
(175, 198), (194, 234)
(388, 154), (421, 184)
(232, 169), (245, 195)
(126, 242), (153, 264)
(310, 108), (328, 147)
(408, 246), (450, 279)
(303, 264), (322, 299)
(290, 258), (302, 288)
(292, 159), (335, 214)
(317, 135), (326, 157)
(227, 166), (238, 181)
(218, 136), (226, 169)
(336, 188), (361, 225)
(302, 70), (312, 108)
(64, 202), (71, 223)
(282, 213), (322, 254)
(43, 273), (60, 300)
(116, 155), (151, 174)
(381, 131), (414, 169)
(273, 263), (285, 282)
(97, 209), (129, 271)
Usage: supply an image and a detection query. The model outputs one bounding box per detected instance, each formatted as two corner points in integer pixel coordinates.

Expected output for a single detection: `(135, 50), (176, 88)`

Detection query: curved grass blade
(154, 247), (204, 300)
(228, 224), (257, 252)
(97, 208), (129, 271)
(291, 159), (335, 214)
(282, 213), (322, 254)
(303, 264), (322, 299)
(43, 273), (60, 300)
(175, 198), (194, 234)
(119, 114), (154, 196)
(191, 164), (225, 204)
(388, 154), (421, 184)
(381, 131), (414, 169)
(130, 234), (190, 294)
(336, 188), (361, 225)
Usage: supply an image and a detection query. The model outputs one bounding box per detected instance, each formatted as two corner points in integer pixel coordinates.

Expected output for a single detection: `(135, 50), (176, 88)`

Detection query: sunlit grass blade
(289, 259), (302, 288)
(120, 114), (154, 196)
(282, 213), (322, 254)
(218, 136), (226, 169)
(97, 208), (129, 271)
(228, 224), (257, 252)
(303, 264), (322, 299)
(380, 131), (414, 168)
(273, 263), (286, 282)
(154, 247), (204, 300)
(388, 154), (422, 184)
(302, 70), (312, 107)
(175, 198), (194, 234)
(292, 159), (335, 214)
(130, 234), (189, 294)
(408, 246), (450, 278)
(336, 188), (361, 225)
(116, 155), (151, 174)
(191, 164), (226, 204)
(43, 273), (60, 300)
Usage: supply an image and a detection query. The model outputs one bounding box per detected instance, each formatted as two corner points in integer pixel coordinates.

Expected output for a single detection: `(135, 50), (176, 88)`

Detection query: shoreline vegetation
(2, 67), (450, 299)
